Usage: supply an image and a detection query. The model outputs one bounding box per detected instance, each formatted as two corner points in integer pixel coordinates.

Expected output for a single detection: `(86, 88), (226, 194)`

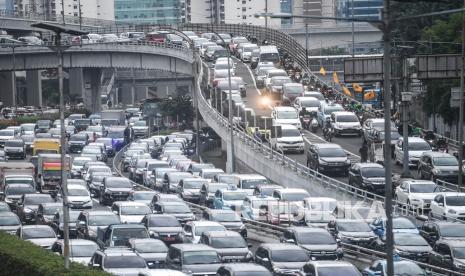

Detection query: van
(269, 124), (304, 153)
(271, 106), (301, 129)
(259, 45), (280, 65)
(232, 174), (268, 193)
(33, 138), (60, 155)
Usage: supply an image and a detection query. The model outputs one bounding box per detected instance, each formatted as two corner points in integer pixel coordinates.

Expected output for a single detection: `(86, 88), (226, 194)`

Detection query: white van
(271, 106), (301, 129)
(259, 45), (280, 65)
(232, 174), (268, 193)
(269, 124), (304, 153)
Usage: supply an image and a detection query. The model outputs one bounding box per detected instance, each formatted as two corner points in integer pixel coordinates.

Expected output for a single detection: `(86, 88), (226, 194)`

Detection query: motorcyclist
(435, 137), (448, 152)
(299, 107), (309, 118)
(423, 130), (436, 142)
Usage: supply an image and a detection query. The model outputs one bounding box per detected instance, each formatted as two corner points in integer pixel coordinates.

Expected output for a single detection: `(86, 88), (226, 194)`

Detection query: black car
(128, 238), (168, 269)
(255, 243), (309, 275)
(141, 214), (183, 244)
(200, 231), (253, 262)
(73, 119), (91, 132)
(16, 193), (55, 223)
(68, 133), (89, 153)
(280, 227), (342, 261)
(428, 240), (465, 273)
(348, 163), (386, 194)
(375, 233), (432, 263)
(51, 210), (80, 238)
(328, 220), (378, 247)
(98, 177), (133, 205)
(306, 143), (351, 176)
(419, 221), (465, 245)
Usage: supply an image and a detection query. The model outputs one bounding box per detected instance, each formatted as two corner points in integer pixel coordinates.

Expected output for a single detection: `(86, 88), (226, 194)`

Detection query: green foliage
(0, 231), (109, 276)
(319, 46), (348, 56)
(420, 13), (462, 54)
(158, 95), (194, 122)
(422, 79), (460, 125)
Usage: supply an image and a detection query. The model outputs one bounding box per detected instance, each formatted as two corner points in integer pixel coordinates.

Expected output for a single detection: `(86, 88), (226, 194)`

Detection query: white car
(67, 184), (92, 209)
(430, 192), (465, 221)
(269, 124), (304, 153)
(264, 69), (288, 88)
(394, 137), (432, 167)
(331, 111), (362, 136)
(111, 201), (152, 224)
(293, 96), (320, 113)
(394, 179), (439, 209)
(0, 128), (17, 147)
(271, 106), (301, 129)
(180, 220), (226, 244)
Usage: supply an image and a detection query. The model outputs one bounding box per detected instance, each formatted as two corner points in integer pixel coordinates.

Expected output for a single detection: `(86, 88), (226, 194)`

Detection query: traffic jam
(0, 29), (463, 276)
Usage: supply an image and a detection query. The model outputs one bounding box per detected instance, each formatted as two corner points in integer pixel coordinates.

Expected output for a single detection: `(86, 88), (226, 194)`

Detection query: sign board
(451, 87), (462, 108)
(344, 57), (400, 82)
(416, 55), (461, 79)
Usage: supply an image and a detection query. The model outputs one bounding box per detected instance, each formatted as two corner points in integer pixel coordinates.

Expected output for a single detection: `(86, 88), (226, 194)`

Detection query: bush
(0, 231), (109, 276)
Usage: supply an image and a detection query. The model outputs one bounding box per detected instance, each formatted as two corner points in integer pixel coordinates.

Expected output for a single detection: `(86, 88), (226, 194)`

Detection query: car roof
(0, 211), (18, 217)
(158, 201), (188, 206)
(22, 224), (53, 230)
(67, 184), (87, 190)
(220, 263), (270, 272)
(332, 111), (356, 116)
(57, 239), (97, 246)
(355, 162), (384, 169)
(189, 221), (223, 227)
(279, 124), (299, 130)
(233, 174), (267, 180)
(288, 226), (328, 234)
(113, 201), (148, 207)
(204, 230), (241, 238)
(206, 209), (236, 215)
(313, 143), (342, 149)
(171, 243), (215, 252)
(400, 137), (427, 143)
(276, 188), (308, 194)
(85, 210), (115, 216)
(307, 260), (355, 268)
(273, 106), (297, 111)
(439, 192), (465, 196)
(260, 243), (302, 251)
(423, 152), (455, 158)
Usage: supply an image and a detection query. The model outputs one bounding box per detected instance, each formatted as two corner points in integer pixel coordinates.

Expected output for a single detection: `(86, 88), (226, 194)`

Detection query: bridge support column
(0, 72), (14, 106)
(83, 68), (102, 113)
(69, 68), (84, 101)
(25, 70), (42, 107)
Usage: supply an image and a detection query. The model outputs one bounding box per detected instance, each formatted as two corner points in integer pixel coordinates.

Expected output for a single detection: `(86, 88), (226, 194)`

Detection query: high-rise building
(336, 0), (382, 21)
(1, 0), (14, 13)
(114, 0), (186, 25)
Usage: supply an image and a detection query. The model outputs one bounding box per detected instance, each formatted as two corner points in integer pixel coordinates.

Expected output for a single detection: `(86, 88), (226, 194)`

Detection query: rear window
(5, 140), (23, 147)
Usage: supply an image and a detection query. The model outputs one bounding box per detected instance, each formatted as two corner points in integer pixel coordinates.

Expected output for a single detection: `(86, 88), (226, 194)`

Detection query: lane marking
(233, 56), (262, 96)
(302, 129), (361, 159)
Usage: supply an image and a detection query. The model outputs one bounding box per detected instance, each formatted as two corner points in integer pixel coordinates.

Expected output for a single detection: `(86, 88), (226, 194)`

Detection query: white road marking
(233, 56), (262, 96)
(302, 129), (361, 159)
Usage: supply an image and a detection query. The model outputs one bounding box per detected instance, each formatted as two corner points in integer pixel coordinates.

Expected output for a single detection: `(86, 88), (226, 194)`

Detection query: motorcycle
(323, 127), (334, 142)
(301, 115), (311, 130)
(294, 73), (302, 83)
(310, 117), (318, 133)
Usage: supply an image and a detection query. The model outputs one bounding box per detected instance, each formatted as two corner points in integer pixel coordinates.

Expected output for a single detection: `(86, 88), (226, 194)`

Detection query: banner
(342, 86), (352, 97)
(352, 83), (363, 93)
(319, 66), (326, 76)
(364, 90), (376, 100)
(333, 72), (339, 84)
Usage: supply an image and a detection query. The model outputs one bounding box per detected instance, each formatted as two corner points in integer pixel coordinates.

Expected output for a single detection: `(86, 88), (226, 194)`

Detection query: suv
(141, 214), (183, 244)
(200, 231), (253, 262)
(269, 124), (304, 153)
(165, 244), (222, 275)
(394, 137), (432, 167)
(428, 239), (465, 273)
(348, 163), (386, 194)
(254, 243), (309, 275)
(419, 221), (465, 245)
(202, 209), (246, 237)
(418, 152), (460, 183)
(76, 210), (120, 240)
(300, 261), (360, 276)
(89, 248), (148, 274)
(99, 177), (133, 205)
(271, 106), (301, 130)
(4, 139), (26, 159)
(306, 143), (351, 176)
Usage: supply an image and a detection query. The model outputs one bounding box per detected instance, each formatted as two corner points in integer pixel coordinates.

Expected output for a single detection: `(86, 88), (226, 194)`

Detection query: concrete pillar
(221, 138), (227, 152)
(26, 70), (42, 107)
(82, 68), (102, 113)
(69, 68), (85, 101)
(120, 84), (133, 105)
(0, 72), (14, 106)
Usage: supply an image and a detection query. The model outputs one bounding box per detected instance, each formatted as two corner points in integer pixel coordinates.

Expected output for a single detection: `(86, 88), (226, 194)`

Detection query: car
(51, 210), (81, 238)
(327, 220), (378, 247)
(99, 177), (133, 205)
(263, 69), (288, 89)
(202, 209), (246, 237)
(348, 163), (386, 194)
(70, 156), (92, 178)
(95, 137), (115, 157)
(4, 139), (26, 159)
(149, 194), (183, 210)
(331, 111), (362, 136)
(254, 243), (310, 275)
(394, 179), (439, 209)
(128, 238), (168, 269)
(299, 261), (361, 276)
(89, 248), (148, 274)
(17, 225), (57, 249)
(165, 244), (222, 275)
(163, 172), (193, 193)
(241, 195), (279, 222)
(394, 137), (432, 167)
(141, 214), (183, 244)
(35, 202), (62, 226)
(0, 211), (21, 234)
(200, 231), (253, 262)
(280, 227), (342, 261)
(177, 178), (209, 202)
(375, 233), (431, 262)
(266, 76), (292, 95)
(143, 160), (169, 186)
(369, 216), (419, 239)
(128, 191), (157, 205)
(66, 184), (92, 209)
(150, 167), (177, 190)
(428, 239), (465, 273)
(77, 210), (121, 240)
(418, 152), (460, 183)
(271, 106), (301, 130)
(362, 259), (429, 276)
(199, 182), (231, 207)
(132, 120), (149, 137)
(0, 128), (17, 147)
(430, 192), (465, 221)
(2, 183), (35, 210)
(68, 133), (89, 153)
(419, 221), (465, 245)
(138, 269), (189, 276)
(0, 202), (10, 212)
(216, 263), (272, 276)
(302, 197), (338, 228)
(181, 221), (227, 244)
(316, 102), (345, 127)
(199, 168), (224, 180)
(293, 96), (320, 113)
(16, 193), (55, 223)
(111, 201), (151, 224)
(306, 143), (351, 176)
(81, 145), (106, 162)
(88, 173), (109, 198)
(187, 163), (215, 176)
(152, 201), (195, 224)
(51, 239), (99, 266)
(283, 83), (305, 102)
(269, 124), (304, 153)
(253, 184), (281, 197)
(213, 188), (248, 210)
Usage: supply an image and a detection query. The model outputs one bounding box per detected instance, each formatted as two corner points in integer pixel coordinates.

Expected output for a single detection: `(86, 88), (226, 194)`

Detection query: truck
(33, 138), (60, 155)
(96, 224), (149, 248)
(100, 110), (125, 128)
(37, 154), (71, 193)
(0, 162), (35, 190)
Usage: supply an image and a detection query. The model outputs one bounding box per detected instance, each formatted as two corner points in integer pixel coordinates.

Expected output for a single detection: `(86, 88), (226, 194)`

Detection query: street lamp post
(31, 23), (87, 270)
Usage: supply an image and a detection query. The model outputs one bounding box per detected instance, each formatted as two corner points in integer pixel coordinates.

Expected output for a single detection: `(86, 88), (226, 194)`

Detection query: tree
(158, 95), (194, 123)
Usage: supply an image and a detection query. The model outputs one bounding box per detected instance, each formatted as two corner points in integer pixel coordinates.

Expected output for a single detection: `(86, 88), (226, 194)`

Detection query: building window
(242, 7), (246, 11)
(242, 15), (246, 19)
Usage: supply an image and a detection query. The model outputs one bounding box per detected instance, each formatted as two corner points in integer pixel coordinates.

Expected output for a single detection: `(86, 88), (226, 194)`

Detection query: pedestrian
(359, 141), (368, 163)
(254, 128), (262, 142)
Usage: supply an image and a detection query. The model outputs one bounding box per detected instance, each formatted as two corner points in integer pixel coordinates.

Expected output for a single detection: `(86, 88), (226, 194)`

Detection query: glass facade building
(337, 0), (382, 21)
(0, 0), (14, 13)
(114, 0), (185, 24)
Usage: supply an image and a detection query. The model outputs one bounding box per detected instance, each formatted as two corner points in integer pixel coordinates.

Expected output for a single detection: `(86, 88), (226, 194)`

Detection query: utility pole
(382, 1), (395, 276)
(351, 0), (355, 56)
(305, 23), (309, 67)
(458, 0), (465, 190)
(265, 0), (268, 28)
(61, 0), (65, 25)
(78, 0), (82, 30)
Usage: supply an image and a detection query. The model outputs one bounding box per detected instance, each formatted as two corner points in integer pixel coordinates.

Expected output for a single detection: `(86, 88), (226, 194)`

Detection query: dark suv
(419, 221), (465, 245)
(428, 240), (465, 273)
(348, 163), (386, 194)
(254, 243), (309, 275)
(306, 143), (351, 176)
(98, 177), (133, 205)
(418, 152), (460, 183)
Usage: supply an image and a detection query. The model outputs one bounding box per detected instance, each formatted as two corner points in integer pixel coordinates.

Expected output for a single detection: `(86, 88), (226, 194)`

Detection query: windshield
(0, 215), (20, 226)
(194, 225), (225, 236)
(5, 185), (34, 196)
(133, 193), (155, 200)
(74, 120), (90, 126)
(394, 262), (426, 275)
(409, 142), (431, 151)
(134, 242), (167, 253)
(43, 206), (62, 216)
(73, 159), (89, 166)
(271, 249), (309, 262)
(281, 128), (301, 138)
(394, 235), (428, 246)
(5, 141), (23, 147)
(301, 99), (320, 107)
(184, 181), (206, 189)
(70, 244), (98, 257)
(261, 53), (279, 63)
(297, 232), (336, 245)
(88, 215), (120, 226)
(361, 167), (385, 178)
(104, 256), (146, 269)
(5, 178), (34, 185)
(0, 130), (14, 136)
(393, 218), (416, 229)
(121, 205), (151, 215)
(439, 225), (465, 237)
(87, 126), (102, 133)
(107, 180), (131, 189)
(319, 148), (346, 158)
(82, 147), (100, 154)
(242, 179), (267, 189)
(277, 110), (298, 119)
(37, 121), (50, 127)
(211, 236), (247, 248)
(68, 189), (89, 197)
(338, 221), (371, 232)
(378, 131), (401, 141)
(223, 191), (247, 201)
(95, 139), (112, 146)
(133, 121), (146, 127)
(22, 125), (35, 131)
(215, 63), (232, 70)
(324, 106), (344, 115)
(271, 78), (291, 86)
(113, 228), (148, 243)
(183, 251), (220, 265)
(148, 216), (180, 227)
(318, 267), (360, 276)
(212, 212), (241, 222)
(252, 199), (277, 209)
(280, 192), (308, 202)
(409, 184), (438, 193)
(285, 86), (303, 94)
(163, 204), (191, 213)
(446, 196), (465, 206)
(336, 115), (359, 123)
(433, 157), (459, 166)
(24, 195), (53, 205)
(156, 169), (176, 178)
(107, 130), (124, 139)
(22, 227), (56, 239)
(218, 82), (240, 91)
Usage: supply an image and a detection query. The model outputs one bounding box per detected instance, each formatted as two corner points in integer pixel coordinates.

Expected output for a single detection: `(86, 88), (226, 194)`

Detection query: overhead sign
(416, 55), (461, 79)
(344, 56), (400, 82)
(450, 87), (462, 108)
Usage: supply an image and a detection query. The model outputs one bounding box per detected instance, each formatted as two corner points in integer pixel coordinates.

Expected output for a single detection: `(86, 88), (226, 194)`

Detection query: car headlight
(410, 198), (421, 202)
(432, 168), (441, 174)
(319, 159), (328, 165)
(24, 207), (34, 213)
(448, 209), (457, 214)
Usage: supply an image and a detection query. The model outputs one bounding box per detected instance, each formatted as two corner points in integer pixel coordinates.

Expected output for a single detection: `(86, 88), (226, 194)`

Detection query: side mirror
(262, 257), (270, 263)
(438, 203), (444, 207)
(171, 258), (181, 265)
(285, 239), (295, 244)
(112, 210), (118, 215)
(248, 243), (253, 248)
(78, 221), (86, 227)
(184, 231), (193, 237)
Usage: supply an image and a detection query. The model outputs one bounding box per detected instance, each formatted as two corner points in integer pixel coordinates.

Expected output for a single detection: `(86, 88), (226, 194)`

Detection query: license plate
(163, 236), (175, 241)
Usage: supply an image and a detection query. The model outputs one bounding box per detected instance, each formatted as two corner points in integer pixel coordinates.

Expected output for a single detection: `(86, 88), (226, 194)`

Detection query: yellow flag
(364, 90), (376, 100)
(333, 72), (339, 84)
(352, 83), (363, 93)
(319, 66), (326, 76)
(342, 86), (352, 97)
